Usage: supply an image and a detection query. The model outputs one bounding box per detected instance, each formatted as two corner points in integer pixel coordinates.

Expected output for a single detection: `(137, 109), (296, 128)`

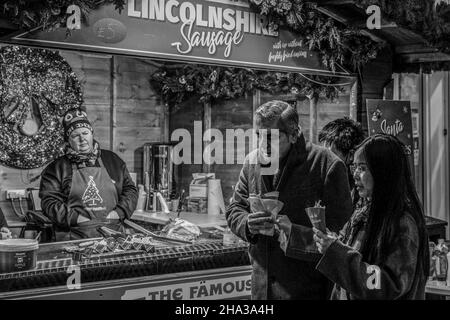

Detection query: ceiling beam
(400, 52), (450, 63)
(314, 7), (348, 24)
(395, 45), (438, 54)
(314, 0), (356, 5)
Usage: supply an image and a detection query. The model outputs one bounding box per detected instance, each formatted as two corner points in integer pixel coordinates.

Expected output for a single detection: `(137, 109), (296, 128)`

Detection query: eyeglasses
(350, 163), (368, 175)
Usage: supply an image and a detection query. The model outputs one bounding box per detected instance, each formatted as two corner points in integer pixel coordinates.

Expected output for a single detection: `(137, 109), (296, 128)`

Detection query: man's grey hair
(255, 100), (300, 137)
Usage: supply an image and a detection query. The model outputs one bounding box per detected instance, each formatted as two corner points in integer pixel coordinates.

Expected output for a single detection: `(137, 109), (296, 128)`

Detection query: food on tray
(162, 218), (201, 242)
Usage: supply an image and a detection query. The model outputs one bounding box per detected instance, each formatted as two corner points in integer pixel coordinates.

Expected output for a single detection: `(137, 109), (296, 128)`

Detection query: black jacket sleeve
(39, 160), (85, 228)
(226, 157), (259, 244)
(316, 215), (421, 299)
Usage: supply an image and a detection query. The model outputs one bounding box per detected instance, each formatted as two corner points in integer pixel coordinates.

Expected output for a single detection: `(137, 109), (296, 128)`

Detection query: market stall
(0, 0), (361, 300)
(1, 0), (447, 301)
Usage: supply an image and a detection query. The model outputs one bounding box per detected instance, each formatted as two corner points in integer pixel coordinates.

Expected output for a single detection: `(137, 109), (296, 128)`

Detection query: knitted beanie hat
(62, 109), (93, 140)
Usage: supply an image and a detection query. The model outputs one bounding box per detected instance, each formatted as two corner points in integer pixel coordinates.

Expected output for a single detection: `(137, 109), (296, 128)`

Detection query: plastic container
(0, 239), (39, 273)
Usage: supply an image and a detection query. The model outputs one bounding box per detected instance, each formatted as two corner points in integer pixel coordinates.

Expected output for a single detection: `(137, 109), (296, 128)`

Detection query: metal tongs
(123, 219), (192, 244)
(96, 226), (124, 239)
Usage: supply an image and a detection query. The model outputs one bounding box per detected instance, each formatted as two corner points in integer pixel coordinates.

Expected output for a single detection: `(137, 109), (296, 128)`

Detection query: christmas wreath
(0, 45), (83, 169)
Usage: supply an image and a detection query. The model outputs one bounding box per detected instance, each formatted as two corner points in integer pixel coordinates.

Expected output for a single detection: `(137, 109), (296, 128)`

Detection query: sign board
(366, 99), (415, 178)
(0, 266), (252, 300)
(121, 273), (251, 300)
(3, 0), (349, 76)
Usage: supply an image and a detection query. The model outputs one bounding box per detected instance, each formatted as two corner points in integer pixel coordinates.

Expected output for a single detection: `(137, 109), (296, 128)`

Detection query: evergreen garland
(150, 64), (348, 109)
(0, 0), (126, 31)
(247, 0), (384, 73)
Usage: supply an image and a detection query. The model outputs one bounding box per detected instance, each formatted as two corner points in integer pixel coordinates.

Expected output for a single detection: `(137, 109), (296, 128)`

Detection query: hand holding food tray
(305, 200), (326, 233)
(248, 191), (284, 236)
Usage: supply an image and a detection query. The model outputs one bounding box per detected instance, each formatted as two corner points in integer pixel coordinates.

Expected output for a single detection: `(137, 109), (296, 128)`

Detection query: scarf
(65, 140), (101, 168)
(342, 197), (371, 248)
(335, 198), (371, 300)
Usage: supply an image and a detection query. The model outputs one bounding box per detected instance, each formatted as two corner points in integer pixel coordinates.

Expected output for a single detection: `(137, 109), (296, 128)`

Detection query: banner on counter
(4, 0), (349, 76)
(366, 99), (415, 179)
(3, 267), (252, 300)
(121, 274), (251, 300)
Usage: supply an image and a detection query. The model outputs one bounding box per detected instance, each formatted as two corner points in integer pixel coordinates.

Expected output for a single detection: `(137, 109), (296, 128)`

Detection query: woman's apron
(61, 158), (122, 240)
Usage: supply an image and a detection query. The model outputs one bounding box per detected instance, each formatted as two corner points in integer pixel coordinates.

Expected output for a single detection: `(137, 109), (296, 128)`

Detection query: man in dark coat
(226, 100), (353, 299)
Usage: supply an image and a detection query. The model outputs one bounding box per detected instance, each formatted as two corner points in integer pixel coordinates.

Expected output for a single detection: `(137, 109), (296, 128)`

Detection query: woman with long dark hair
(313, 133), (429, 299)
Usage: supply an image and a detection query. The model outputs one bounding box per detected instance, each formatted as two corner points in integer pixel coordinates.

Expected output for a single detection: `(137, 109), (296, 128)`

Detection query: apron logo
(82, 175), (103, 206)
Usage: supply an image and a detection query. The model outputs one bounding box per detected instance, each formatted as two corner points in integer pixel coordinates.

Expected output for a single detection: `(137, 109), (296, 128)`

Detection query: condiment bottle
(446, 241), (450, 286)
(436, 239), (448, 283)
(223, 227), (235, 246)
(136, 184), (147, 212)
(429, 242), (436, 281)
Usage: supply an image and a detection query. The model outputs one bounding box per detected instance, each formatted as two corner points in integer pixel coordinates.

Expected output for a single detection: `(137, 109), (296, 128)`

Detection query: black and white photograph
(0, 0), (449, 309)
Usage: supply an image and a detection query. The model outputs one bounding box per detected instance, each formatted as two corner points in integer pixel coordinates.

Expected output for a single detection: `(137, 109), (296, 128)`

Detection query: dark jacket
(226, 133), (353, 299)
(39, 149), (138, 229)
(316, 212), (427, 300)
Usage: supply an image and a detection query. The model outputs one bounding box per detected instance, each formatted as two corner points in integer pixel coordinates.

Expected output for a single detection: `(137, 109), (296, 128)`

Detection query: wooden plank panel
(115, 73), (159, 100)
(92, 127), (111, 151)
(86, 104), (111, 128)
(170, 95), (204, 196)
(115, 127), (164, 173)
(76, 71), (111, 101)
(115, 102), (164, 128)
(115, 56), (159, 73)
(61, 52), (112, 103)
(210, 95), (254, 201)
(60, 51), (112, 71)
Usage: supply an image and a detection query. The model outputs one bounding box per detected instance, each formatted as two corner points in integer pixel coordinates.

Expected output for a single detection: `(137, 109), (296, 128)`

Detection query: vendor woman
(39, 109), (138, 240)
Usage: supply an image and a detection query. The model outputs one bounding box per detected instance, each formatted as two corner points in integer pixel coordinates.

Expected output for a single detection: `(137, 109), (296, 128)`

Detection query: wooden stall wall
(0, 50), (166, 205)
(260, 88), (352, 142)
(170, 86), (352, 203)
(0, 45), (353, 221)
(210, 95), (254, 203)
(169, 95), (204, 197)
(112, 56), (167, 184)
